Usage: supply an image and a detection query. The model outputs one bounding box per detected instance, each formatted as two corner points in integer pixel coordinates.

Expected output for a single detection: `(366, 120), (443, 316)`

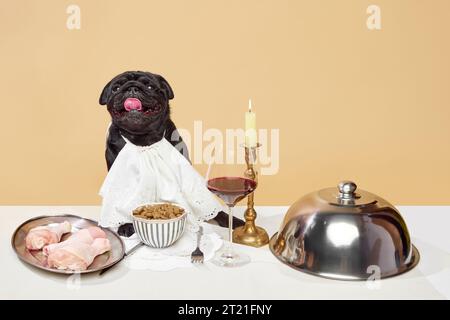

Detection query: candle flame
(248, 98), (252, 112)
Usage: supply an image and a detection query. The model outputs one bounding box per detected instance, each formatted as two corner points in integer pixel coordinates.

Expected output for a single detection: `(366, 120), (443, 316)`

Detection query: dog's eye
(112, 85), (120, 93)
(147, 85), (152, 90)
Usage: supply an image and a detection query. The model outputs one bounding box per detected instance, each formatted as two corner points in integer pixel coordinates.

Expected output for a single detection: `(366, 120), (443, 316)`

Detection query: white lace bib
(99, 136), (222, 227)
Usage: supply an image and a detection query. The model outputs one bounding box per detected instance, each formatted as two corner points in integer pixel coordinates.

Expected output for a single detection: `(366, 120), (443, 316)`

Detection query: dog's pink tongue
(124, 98), (142, 111)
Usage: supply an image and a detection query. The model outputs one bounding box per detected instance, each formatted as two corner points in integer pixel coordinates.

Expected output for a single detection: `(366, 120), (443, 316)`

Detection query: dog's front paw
(214, 211), (245, 229)
(117, 223), (135, 237)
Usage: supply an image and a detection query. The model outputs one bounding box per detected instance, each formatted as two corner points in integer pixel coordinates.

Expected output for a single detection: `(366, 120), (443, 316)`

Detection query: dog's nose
(127, 86), (139, 95)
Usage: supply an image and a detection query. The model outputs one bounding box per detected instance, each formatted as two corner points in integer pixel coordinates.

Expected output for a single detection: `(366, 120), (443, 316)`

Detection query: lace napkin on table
(98, 136), (223, 228)
(122, 222), (223, 271)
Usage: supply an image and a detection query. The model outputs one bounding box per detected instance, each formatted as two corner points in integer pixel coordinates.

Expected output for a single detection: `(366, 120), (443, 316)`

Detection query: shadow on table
(270, 237), (450, 283)
(19, 259), (130, 286)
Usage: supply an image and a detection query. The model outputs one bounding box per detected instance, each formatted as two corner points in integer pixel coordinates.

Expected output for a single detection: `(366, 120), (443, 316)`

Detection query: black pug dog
(99, 71), (244, 237)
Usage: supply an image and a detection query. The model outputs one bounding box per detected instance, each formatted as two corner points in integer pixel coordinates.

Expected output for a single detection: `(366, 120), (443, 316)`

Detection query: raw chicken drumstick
(47, 237), (111, 271)
(43, 226), (106, 256)
(25, 221), (72, 250)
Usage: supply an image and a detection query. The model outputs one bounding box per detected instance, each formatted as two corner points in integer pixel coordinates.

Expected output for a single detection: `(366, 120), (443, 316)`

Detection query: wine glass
(206, 148), (257, 267)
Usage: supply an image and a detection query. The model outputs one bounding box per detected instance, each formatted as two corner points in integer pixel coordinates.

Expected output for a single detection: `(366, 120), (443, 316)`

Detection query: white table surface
(1, 206), (449, 300)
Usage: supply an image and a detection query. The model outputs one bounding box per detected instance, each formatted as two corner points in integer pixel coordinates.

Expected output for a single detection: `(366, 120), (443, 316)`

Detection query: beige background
(0, 0), (449, 205)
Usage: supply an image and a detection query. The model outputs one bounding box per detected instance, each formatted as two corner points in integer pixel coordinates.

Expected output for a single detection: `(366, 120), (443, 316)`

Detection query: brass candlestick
(233, 143), (269, 247)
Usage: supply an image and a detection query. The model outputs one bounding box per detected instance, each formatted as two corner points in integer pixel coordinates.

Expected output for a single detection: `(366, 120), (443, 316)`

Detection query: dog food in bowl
(132, 203), (185, 220)
(132, 203), (187, 248)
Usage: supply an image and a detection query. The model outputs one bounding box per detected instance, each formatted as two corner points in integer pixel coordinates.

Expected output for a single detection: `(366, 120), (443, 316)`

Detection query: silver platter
(11, 214), (125, 275)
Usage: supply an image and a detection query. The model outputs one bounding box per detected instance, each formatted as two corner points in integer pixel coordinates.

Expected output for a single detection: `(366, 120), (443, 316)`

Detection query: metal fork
(191, 226), (204, 263)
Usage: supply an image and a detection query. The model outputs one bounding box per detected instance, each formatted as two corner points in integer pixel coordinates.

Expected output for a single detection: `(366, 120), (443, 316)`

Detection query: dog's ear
(99, 80), (112, 105)
(157, 75), (174, 100)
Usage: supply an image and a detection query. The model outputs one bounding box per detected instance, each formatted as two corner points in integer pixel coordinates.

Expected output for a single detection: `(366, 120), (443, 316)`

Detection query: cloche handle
(338, 181), (358, 199)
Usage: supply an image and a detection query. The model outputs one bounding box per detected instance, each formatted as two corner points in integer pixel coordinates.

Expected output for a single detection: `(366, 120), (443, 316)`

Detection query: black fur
(100, 71), (243, 236)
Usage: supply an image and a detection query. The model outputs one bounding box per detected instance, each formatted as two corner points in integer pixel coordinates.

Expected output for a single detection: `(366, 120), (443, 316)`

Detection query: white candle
(245, 99), (257, 147)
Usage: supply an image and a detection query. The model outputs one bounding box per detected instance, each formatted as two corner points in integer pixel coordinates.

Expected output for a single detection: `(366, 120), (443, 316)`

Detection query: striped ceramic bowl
(132, 203), (187, 248)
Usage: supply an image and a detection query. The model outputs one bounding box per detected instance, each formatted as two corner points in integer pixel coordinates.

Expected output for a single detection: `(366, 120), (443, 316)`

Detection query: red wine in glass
(207, 176), (257, 207)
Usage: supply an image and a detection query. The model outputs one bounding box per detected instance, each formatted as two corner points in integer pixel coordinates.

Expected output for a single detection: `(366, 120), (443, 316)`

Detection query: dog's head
(99, 71), (174, 134)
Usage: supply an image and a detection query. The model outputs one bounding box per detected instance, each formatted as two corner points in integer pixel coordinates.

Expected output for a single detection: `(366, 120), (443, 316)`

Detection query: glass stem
(228, 205), (233, 244)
